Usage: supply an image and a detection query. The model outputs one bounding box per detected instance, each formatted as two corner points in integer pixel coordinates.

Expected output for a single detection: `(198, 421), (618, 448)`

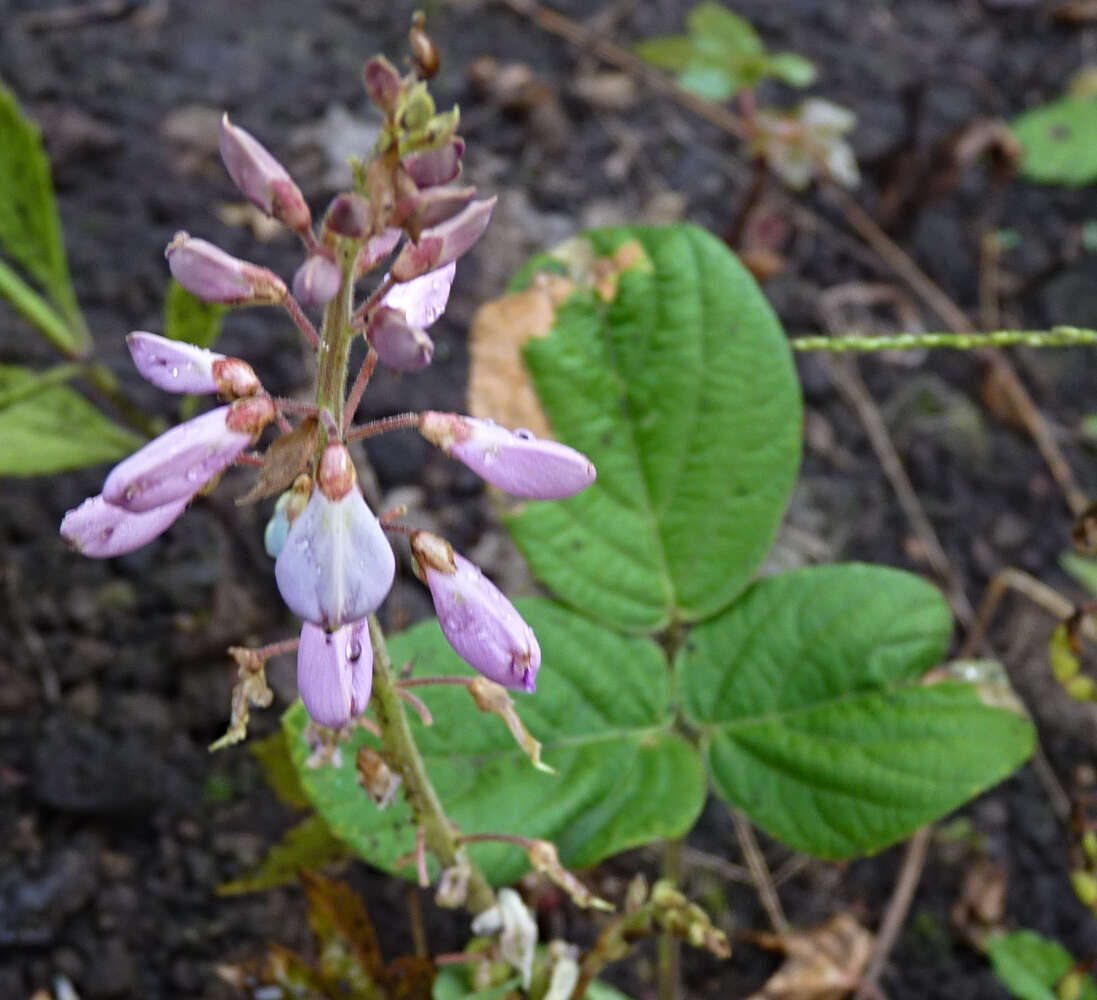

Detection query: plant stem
(656, 838), (682, 1000)
(314, 247), (358, 432)
(790, 326), (1097, 352)
(367, 615), (495, 915)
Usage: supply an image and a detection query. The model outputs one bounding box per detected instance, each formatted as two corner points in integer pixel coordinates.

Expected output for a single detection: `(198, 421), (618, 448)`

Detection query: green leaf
(163, 278), (226, 349)
(1060, 551), (1097, 599)
(676, 64), (738, 102)
(766, 52), (817, 88)
(216, 814), (348, 895)
(505, 224), (801, 632)
(678, 564), (1034, 858)
(685, 3), (763, 56)
(286, 599), (705, 886)
(250, 729), (311, 809)
(1012, 95), (1097, 187)
(0, 364), (142, 475)
(0, 82), (86, 348)
(634, 35), (700, 73)
(988, 930), (1097, 1000)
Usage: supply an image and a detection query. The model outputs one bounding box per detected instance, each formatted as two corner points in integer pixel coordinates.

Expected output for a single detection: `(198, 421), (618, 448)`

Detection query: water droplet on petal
(513, 428), (535, 440)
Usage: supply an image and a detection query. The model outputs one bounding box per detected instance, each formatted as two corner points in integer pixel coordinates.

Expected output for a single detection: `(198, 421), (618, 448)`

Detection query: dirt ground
(4, 0), (1097, 997)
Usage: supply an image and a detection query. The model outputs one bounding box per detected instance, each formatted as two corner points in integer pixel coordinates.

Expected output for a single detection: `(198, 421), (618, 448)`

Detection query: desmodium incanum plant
(43, 16), (1048, 999)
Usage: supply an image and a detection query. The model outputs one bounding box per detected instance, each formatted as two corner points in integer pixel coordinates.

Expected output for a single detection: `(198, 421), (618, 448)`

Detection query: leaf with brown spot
(748, 914), (874, 1000)
(237, 415), (319, 505)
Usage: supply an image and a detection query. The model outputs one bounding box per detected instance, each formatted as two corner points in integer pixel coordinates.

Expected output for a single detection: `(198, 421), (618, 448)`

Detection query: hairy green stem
(367, 616), (496, 915)
(314, 246), (359, 430)
(790, 326), (1097, 352)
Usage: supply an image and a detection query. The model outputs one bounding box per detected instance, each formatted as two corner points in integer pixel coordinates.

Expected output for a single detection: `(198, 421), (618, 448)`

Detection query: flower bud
(297, 618), (372, 729)
(364, 56), (402, 114)
(292, 252), (341, 308)
(60, 494), (188, 558)
(317, 441), (356, 500)
(219, 114), (311, 233)
(419, 412), (596, 499)
(323, 193), (371, 241)
(264, 475), (312, 558)
(396, 185), (476, 233)
(391, 198), (495, 282)
(103, 398), (274, 512)
(166, 232), (287, 306)
(410, 531), (540, 692)
(402, 137), (465, 188)
(365, 306), (434, 372)
(275, 483), (396, 629)
(408, 15), (440, 80)
(126, 332), (260, 398)
(355, 227), (403, 277)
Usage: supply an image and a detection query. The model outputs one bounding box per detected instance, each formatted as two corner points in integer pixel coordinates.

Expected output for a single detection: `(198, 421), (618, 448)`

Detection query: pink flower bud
(296, 618), (372, 729)
(317, 442), (356, 500)
(365, 306), (435, 372)
(395, 185), (476, 231)
(355, 228), (403, 277)
(418, 412), (596, 499)
(402, 137), (465, 188)
(323, 193), (371, 240)
(166, 232), (287, 306)
(364, 56), (402, 114)
(292, 252), (342, 308)
(60, 494), (188, 558)
(382, 261), (455, 329)
(275, 484), (395, 629)
(102, 398), (274, 512)
(410, 532), (540, 692)
(126, 332), (260, 398)
(219, 114), (311, 234)
(391, 198), (495, 282)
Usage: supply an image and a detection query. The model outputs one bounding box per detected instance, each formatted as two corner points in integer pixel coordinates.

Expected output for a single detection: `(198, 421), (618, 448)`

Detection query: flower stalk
(367, 615), (495, 915)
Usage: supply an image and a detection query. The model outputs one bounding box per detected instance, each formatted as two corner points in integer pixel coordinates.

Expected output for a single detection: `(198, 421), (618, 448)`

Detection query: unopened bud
(356, 227), (403, 277)
(1072, 869), (1097, 907)
(396, 185), (476, 233)
(364, 56), (402, 114)
(102, 404), (265, 513)
(60, 494), (188, 558)
(419, 412), (596, 499)
(166, 232), (287, 306)
(317, 442), (356, 500)
(366, 306), (434, 372)
(391, 198), (495, 282)
(219, 115), (311, 233)
(399, 82), (435, 132)
(323, 193), (371, 241)
(402, 137), (465, 188)
(292, 252), (342, 308)
(410, 531), (540, 692)
(127, 331), (224, 396)
(409, 14), (440, 80)
(264, 475), (312, 558)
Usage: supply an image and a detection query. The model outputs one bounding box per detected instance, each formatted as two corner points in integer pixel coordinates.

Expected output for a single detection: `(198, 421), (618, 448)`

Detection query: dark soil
(3, 1), (1097, 998)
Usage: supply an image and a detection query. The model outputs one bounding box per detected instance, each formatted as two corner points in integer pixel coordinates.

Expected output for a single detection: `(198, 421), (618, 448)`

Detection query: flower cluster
(60, 49), (596, 734)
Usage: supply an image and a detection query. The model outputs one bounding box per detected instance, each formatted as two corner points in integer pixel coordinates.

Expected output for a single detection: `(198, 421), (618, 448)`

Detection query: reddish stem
(351, 274), (395, 329)
(343, 348), (378, 433)
(345, 411), (421, 442)
(283, 293), (321, 349)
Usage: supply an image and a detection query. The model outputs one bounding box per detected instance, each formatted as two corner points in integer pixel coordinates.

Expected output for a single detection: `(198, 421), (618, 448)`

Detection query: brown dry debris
(748, 913), (875, 1000)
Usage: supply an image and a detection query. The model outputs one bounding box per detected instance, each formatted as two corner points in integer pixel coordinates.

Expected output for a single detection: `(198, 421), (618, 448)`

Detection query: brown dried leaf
(237, 415), (320, 505)
(748, 914), (874, 1000)
(467, 273), (573, 438)
(467, 676), (554, 773)
(951, 858), (1007, 947)
(301, 869), (386, 982)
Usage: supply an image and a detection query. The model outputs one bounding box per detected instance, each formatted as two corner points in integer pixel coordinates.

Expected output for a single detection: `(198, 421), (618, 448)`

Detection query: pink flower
(127, 332), (259, 398)
(60, 494), (188, 558)
(402, 138), (465, 188)
(411, 532), (540, 692)
(365, 261), (456, 371)
(418, 412), (596, 499)
(166, 232), (287, 306)
(391, 198), (495, 282)
(274, 444), (395, 629)
(292, 252), (342, 309)
(296, 618), (372, 729)
(102, 397), (274, 513)
(219, 114), (311, 234)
